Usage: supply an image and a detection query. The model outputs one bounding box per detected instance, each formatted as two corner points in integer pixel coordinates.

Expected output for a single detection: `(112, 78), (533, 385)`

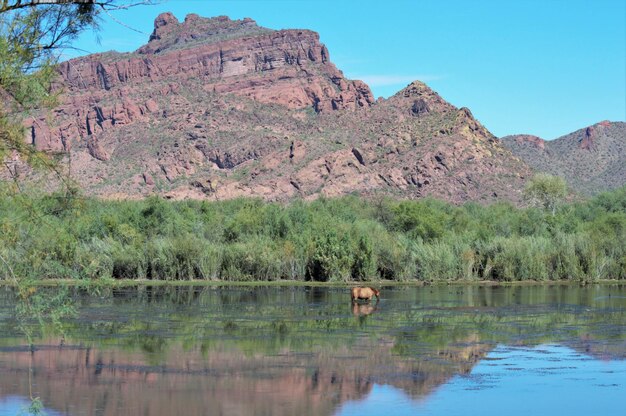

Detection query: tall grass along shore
(1, 186), (625, 283)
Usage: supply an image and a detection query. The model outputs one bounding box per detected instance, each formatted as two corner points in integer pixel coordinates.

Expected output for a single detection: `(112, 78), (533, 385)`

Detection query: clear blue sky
(69, 0), (626, 139)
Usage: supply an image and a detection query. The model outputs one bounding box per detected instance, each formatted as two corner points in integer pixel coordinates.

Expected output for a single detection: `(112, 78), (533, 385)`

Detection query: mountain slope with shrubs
(15, 12), (532, 204)
(501, 121), (626, 196)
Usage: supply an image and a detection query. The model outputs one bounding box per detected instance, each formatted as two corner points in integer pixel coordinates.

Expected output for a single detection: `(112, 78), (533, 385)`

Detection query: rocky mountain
(501, 121), (626, 196)
(18, 12), (532, 203)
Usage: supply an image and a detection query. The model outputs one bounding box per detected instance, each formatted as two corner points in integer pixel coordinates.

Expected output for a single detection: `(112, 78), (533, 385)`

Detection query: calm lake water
(0, 284), (625, 416)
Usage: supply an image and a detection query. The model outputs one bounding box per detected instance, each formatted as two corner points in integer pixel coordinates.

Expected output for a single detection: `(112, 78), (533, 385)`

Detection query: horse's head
(372, 288), (380, 298)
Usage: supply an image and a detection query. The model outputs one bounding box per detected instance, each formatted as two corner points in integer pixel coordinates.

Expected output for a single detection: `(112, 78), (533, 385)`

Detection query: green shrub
(307, 226), (352, 282)
(0, 186), (625, 282)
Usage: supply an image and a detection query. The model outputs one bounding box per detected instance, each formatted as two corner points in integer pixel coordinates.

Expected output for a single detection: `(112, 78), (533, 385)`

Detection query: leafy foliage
(524, 173), (568, 215)
(1, 186), (625, 282)
(0, 1), (155, 169)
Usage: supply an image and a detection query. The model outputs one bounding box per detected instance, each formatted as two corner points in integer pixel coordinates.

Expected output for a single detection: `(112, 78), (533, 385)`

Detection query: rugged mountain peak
(509, 134), (546, 150)
(16, 13), (537, 204)
(501, 121), (626, 196)
(401, 80), (434, 95)
(387, 80), (455, 115)
(139, 13), (271, 55)
(148, 12), (180, 41)
(37, 12), (375, 156)
(154, 11), (178, 29)
(381, 81), (495, 142)
(397, 81), (440, 101)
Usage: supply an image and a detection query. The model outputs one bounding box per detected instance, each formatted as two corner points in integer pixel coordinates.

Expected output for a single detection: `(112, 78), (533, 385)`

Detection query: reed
(1, 185), (624, 282)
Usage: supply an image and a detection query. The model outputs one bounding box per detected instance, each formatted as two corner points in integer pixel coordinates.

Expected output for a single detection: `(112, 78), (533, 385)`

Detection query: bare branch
(99, 3), (148, 35)
(0, 1), (157, 14)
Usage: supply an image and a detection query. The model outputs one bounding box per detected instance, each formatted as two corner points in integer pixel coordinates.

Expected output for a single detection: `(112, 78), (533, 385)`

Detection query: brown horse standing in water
(351, 286), (380, 302)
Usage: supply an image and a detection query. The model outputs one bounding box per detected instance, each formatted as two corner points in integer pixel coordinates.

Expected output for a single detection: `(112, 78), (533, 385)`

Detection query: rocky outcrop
(29, 13), (374, 157)
(510, 134), (546, 150)
(24, 96), (159, 152)
(387, 80), (456, 114)
(579, 126), (597, 151)
(86, 135), (109, 161)
(13, 12), (539, 204)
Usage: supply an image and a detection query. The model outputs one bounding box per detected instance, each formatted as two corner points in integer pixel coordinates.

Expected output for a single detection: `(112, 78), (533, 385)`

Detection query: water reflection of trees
(0, 285), (624, 416)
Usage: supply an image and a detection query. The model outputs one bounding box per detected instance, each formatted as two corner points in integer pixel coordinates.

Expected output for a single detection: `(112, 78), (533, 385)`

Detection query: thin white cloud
(355, 74), (444, 87)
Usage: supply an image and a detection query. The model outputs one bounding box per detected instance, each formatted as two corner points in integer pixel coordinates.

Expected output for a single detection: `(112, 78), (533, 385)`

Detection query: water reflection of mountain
(0, 336), (489, 416)
(0, 285), (624, 416)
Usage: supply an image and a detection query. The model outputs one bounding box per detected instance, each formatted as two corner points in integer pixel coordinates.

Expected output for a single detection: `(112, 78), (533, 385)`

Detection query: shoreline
(2, 279), (624, 288)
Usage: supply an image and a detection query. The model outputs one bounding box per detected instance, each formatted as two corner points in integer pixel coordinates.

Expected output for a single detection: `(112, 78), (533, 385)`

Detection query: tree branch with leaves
(0, 0), (156, 356)
(0, 0), (157, 173)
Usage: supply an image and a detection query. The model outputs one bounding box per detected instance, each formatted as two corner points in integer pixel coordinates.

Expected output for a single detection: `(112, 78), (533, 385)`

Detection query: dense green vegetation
(1, 185), (625, 283)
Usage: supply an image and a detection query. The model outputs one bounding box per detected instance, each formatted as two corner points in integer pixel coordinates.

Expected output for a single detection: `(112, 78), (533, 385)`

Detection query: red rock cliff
(31, 13), (373, 152)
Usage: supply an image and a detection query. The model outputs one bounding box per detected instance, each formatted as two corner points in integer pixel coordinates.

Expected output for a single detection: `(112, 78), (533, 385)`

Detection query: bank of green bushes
(1, 185), (625, 282)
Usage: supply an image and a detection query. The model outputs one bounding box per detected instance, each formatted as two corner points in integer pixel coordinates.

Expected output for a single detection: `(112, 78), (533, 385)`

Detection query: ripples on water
(0, 284), (624, 416)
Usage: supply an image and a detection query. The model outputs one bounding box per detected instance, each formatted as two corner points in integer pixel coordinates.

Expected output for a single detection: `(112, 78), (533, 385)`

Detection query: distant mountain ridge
(501, 121), (626, 196)
(13, 12), (537, 203)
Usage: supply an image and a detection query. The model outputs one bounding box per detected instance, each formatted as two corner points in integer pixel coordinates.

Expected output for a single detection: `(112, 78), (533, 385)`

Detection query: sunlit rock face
(32, 13), (374, 153)
(18, 12), (533, 204)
